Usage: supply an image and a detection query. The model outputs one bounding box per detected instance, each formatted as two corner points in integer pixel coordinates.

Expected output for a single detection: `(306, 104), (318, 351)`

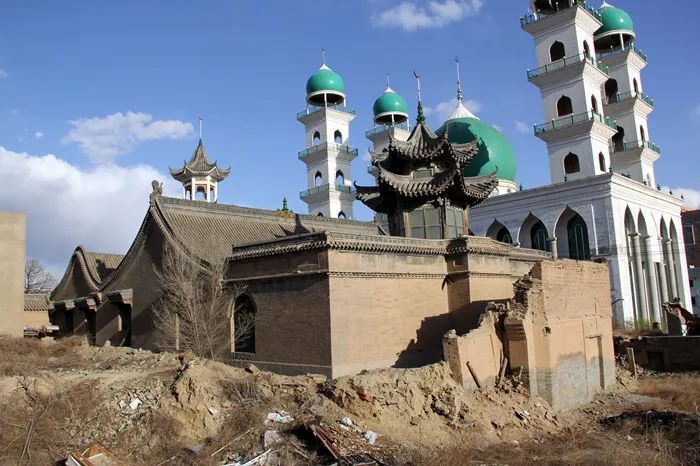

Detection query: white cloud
(372, 0), (484, 31)
(514, 120), (530, 134)
(0, 146), (179, 277)
(34, 131), (44, 139)
(62, 111), (193, 164)
(0, 69), (8, 78)
(424, 97), (482, 123)
(663, 187), (700, 209)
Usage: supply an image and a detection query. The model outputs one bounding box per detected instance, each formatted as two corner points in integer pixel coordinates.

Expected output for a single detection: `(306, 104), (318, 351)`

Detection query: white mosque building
(294, 1), (690, 327)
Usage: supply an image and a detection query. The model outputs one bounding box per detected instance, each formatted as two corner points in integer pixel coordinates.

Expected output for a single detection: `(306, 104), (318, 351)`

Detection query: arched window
(564, 153), (580, 174)
(312, 131), (321, 145)
(598, 152), (607, 172)
(337, 211), (347, 220)
(633, 78), (639, 94)
(496, 227), (513, 244)
(591, 95), (598, 114)
(334, 130), (342, 144)
(583, 40), (591, 58)
(640, 125), (646, 142)
(604, 79), (618, 103)
(550, 41), (566, 62)
(195, 187), (206, 201)
(335, 170), (345, 185)
(556, 96), (573, 117)
(530, 221), (550, 252)
(232, 295), (256, 353)
(317, 212), (324, 217)
(568, 215), (591, 260)
(314, 171), (323, 186)
(612, 126), (625, 153)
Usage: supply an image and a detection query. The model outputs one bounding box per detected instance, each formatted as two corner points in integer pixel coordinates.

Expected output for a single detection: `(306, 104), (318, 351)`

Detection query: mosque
(295, 0), (690, 327)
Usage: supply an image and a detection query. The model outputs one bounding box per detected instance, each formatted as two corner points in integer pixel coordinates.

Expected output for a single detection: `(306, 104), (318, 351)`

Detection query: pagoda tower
(297, 54), (357, 219)
(170, 139), (230, 202)
(523, 0), (617, 183)
(355, 80), (498, 239)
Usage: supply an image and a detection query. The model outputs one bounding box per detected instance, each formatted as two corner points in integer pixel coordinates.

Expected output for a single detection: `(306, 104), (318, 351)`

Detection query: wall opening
(640, 125), (646, 142)
(612, 126), (625, 152)
(550, 41), (566, 62)
(314, 171), (323, 186)
(232, 295), (256, 353)
(583, 40), (591, 58)
(633, 78), (639, 94)
(313, 131), (321, 145)
(556, 96), (573, 117)
(338, 211), (347, 220)
(591, 95), (598, 114)
(605, 78), (618, 103)
(335, 170), (345, 185)
(568, 214), (591, 260)
(564, 153), (580, 174)
(334, 130), (342, 144)
(598, 152), (607, 172)
(531, 220), (550, 252)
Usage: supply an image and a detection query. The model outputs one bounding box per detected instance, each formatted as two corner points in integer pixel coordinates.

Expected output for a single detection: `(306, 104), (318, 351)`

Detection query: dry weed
(636, 374), (700, 413)
(0, 335), (85, 376)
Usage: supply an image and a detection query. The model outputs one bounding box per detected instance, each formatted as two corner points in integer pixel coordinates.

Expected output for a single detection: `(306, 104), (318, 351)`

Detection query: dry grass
(636, 374), (700, 413)
(0, 335), (85, 376)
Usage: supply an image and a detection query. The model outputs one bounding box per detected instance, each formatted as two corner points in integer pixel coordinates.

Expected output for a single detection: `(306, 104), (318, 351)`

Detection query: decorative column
(664, 239), (679, 300)
(644, 235), (660, 323)
(630, 234), (649, 322)
(548, 238), (558, 259)
(214, 183), (218, 203)
(205, 180), (210, 202)
(658, 246), (670, 305)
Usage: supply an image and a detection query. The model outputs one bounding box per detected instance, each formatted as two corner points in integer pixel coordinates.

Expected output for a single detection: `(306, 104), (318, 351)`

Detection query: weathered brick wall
(627, 336), (700, 371)
(0, 212), (25, 337)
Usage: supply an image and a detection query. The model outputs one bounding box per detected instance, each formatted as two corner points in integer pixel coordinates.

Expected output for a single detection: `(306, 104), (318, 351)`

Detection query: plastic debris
(264, 411), (293, 424)
(363, 430), (378, 445)
(340, 417), (353, 427)
(208, 406), (219, 415)
(129, 397), (142, 410)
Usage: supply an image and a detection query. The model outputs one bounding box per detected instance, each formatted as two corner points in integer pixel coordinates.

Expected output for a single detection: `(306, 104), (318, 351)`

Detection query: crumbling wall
(624, 336), (700, 371)
(444, 259), (616, 410)
(0, 212), (25, 337)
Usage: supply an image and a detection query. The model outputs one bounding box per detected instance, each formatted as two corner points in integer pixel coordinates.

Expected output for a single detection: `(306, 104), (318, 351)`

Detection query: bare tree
(24, 259), (57, 294)
(152, 244), (250, 359)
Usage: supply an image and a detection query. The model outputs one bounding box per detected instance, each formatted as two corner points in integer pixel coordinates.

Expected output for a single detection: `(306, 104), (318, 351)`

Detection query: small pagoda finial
(455, 56), (463, 103)
(282, 197), (288, 211)
(198, 116), (203, 141)
(413, 69), (425, 124)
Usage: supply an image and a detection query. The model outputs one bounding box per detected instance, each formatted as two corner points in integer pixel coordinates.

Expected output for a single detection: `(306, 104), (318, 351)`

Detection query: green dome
(595, 4), (634, 36)
(373, 90), (408, 117)
(437, 117), (517, 182)
(306, 66), (345, 96)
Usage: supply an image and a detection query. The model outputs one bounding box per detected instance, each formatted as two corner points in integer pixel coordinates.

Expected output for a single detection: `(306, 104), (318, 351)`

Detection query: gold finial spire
(455, 57), (463, 103)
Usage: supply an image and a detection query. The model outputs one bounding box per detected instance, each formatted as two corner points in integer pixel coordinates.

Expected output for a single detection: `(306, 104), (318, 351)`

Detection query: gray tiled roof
(24, 293), (52, 312)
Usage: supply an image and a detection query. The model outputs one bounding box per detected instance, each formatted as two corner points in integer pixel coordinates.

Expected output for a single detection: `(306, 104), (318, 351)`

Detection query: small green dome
(373, 90), (408, 117)
(595, 4), (634, 37)
(306, 66), (345, 96)
(437, 117), (517, 182)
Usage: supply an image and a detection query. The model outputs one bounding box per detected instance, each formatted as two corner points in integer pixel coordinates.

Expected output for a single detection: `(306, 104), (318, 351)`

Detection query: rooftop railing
(597, 44), (648, 63)
(296, 104), (356, 120)
(611, 140), (661, 155)
(299, 183), (352, 198)
(604, 91), (654, 108)
(527, 53), (608, 80)
(297, 142), (358, 160)
(365, 122), (410, 137)
(520, 0), (601, 27)
(534, 111), (616, 135)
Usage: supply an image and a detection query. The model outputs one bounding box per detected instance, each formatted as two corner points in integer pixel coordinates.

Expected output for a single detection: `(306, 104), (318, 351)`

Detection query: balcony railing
(300, 183), (352, 198)
(365, 122), (410, 137)
(604, 91), (654, 108)
(297, 142), (358, 160)
(534, 111), (616, 134)
(597, 45), (648, 63)
(296, 104), (356, 120)
(520, 0), (600, 27)
(527, 53), (608, 80)
(611, 140), (661, 155)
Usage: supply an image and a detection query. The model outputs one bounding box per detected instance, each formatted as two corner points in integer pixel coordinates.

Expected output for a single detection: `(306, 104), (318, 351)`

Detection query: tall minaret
(594, 1), (658, 187)
(297, 52), (356, 219)
(522, 0), (616, 183)
(169, 121), (230, 202)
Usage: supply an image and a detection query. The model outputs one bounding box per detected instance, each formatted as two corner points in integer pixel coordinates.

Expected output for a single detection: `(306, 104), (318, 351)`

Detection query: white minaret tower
(297, 52), (356, 219)
(594, 1), (658, 187)
(523, 0), (617, 183)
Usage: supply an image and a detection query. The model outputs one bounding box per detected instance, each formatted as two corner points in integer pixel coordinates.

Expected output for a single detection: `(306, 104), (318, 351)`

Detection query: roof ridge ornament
(319, 48), (331, 70)
(413, 70), (425, 124)
(455, 56), (463, 103)
(385, 73), (394, 93)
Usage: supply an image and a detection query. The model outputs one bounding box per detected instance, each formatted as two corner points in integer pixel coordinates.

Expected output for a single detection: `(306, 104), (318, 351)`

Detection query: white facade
(470, 3), (689, 325)
(297, 107), (356, 219)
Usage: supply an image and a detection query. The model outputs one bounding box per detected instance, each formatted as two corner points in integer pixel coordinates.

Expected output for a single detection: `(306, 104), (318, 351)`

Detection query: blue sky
(2, 0), (700, 274)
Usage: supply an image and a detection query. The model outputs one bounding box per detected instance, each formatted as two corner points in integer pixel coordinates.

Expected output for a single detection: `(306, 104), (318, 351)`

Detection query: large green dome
(306, 66), (345, 96)
(437, 117), (517, 182)
(595, 4), (634, 37)
(373, 90), (408, 117)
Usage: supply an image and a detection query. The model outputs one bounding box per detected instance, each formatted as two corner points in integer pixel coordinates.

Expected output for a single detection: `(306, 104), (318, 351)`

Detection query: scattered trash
(515, 409), (530, 421)
(265, 411), (293, 424)
(65, 443), (123, 466)
(245, 363), (261, 374)
(208, 406), (219, 415)
(118, 400), (126, 410)
(224, 449), (272, 466)
(363, 430), (378, 445)
(263, 430), (283, 448)
(129, 397), (142, 410)
(340, 417), (353, 427)
(185, 444), (204, 455)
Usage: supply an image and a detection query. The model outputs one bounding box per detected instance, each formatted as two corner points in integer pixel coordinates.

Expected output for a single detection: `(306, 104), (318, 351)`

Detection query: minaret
(169, 124), (230, 202)
(297, 52), (356, 219)
(595, 1), (658, 186)
(522, 1), (617, 183)
(366, 74), (411, 157)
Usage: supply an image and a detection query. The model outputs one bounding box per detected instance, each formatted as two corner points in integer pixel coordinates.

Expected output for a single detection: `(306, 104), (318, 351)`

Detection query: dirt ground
(0, 336), (697, 465)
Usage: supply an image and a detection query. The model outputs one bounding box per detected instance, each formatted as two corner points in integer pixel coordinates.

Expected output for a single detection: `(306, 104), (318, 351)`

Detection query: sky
(2, 0), (700, 277)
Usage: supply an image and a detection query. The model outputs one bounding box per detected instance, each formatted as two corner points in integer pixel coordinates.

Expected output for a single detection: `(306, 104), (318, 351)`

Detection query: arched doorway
(531, 220), (550, 252)
(567, 215), (591, 260)
(550, 41), (566, 62)
(486, 220), (512, 244)
(557, 96), (573, 117)
(604, 79), (618, 103)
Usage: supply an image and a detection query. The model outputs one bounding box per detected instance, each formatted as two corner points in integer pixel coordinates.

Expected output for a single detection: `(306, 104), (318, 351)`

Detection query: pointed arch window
(598, 152), (607, 172)
(550, 41), (566, 62)
(312, 131), (321, 145)
(334, 130), (343, 144)
(564, 153), (580, 174)
(640, 125), (646, 142)
(556, 96), (573, 117)
(337, 211), (347, 220)
(335, 170), (345, 185)
(531, 221), (550, 252)
(591, 95), (598, 114)
(314, 171), (323, 186)
(568, 215), (591, 260)
(496, 227), (513, 244)
(605, 79), (618, 103)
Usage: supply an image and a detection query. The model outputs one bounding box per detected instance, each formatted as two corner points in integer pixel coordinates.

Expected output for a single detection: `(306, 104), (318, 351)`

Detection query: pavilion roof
(169, 139), (230, 182)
